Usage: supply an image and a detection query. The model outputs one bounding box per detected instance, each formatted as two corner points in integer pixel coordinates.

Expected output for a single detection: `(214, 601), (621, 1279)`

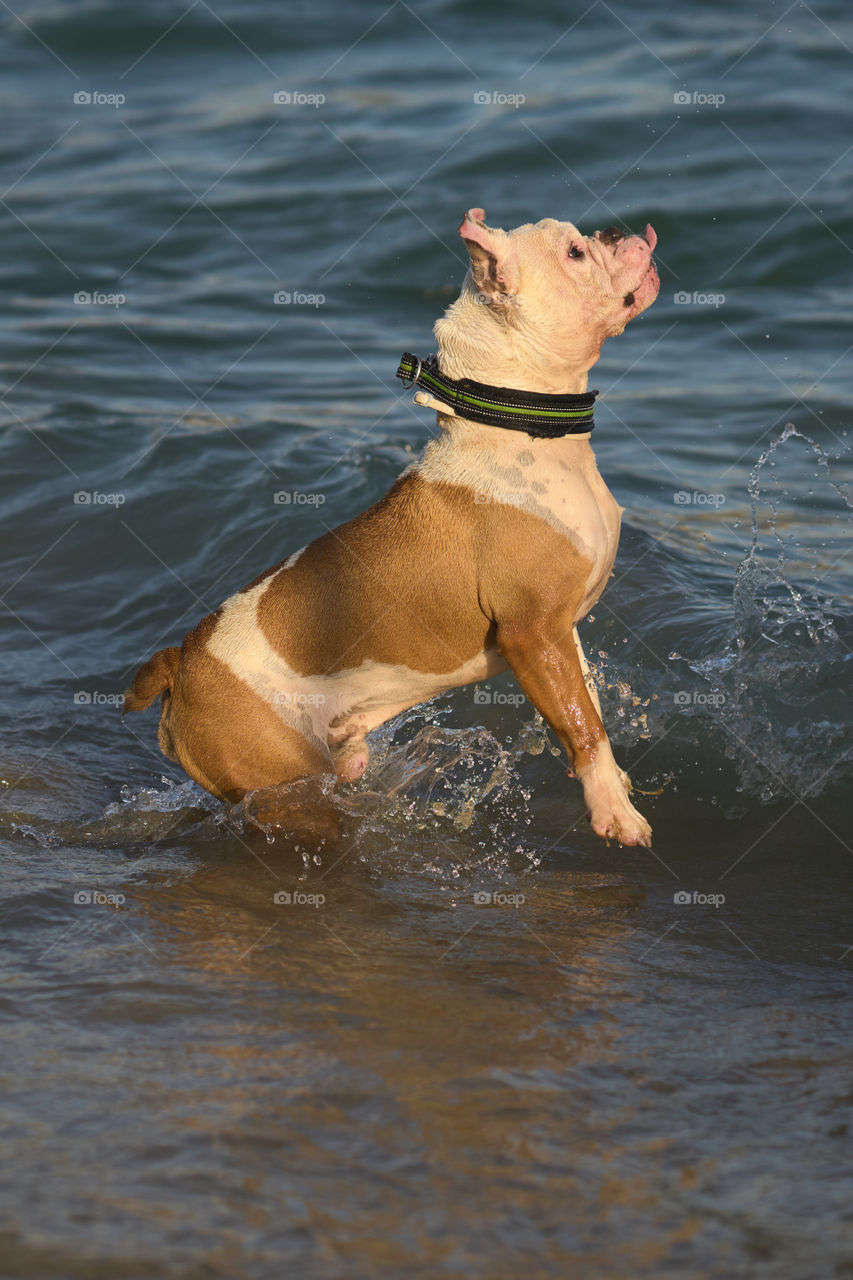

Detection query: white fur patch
(207, 570), (507, 754)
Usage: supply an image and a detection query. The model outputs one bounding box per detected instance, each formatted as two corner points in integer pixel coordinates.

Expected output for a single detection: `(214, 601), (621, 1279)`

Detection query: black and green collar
(396, 352), (597, 439)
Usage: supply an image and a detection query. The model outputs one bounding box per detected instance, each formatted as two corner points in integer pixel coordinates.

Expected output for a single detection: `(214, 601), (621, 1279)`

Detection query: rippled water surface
(1, 2), (852, 1276)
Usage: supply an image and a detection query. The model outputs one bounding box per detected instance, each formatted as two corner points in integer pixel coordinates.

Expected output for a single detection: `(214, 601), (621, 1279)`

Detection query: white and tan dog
(126, 208), (659, 846)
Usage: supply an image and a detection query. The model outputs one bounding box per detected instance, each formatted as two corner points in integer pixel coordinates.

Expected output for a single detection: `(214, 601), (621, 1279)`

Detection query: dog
(125, 208), (659, 846)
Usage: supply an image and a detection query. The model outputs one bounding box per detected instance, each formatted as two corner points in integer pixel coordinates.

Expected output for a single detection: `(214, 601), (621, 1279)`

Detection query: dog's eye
(568, 245), (585, 260)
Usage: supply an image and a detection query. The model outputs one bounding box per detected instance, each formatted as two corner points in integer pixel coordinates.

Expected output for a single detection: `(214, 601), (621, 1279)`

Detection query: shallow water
(1, 2), (852, 1276)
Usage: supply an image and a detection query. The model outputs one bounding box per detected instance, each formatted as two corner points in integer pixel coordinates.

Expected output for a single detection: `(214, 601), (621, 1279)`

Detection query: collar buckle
(398, 354), (423, 389)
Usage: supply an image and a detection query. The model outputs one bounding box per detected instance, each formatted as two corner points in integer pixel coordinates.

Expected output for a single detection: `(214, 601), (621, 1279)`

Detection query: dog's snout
(595, 226), (625, 247)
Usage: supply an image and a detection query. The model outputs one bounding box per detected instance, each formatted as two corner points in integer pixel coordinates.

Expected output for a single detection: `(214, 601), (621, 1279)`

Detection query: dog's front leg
(573, 626), (633, 796)
(498, 619), (652, 847)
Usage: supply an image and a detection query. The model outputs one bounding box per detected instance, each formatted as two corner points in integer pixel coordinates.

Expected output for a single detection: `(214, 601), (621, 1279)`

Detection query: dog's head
(454, 207), (659, 375)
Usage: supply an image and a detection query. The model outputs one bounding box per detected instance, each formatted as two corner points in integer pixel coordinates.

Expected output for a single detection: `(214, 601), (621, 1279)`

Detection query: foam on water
(2, 776), (221, 850)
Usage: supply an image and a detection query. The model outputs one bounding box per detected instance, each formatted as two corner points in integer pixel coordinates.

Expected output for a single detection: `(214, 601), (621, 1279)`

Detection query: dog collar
(396, 352), (597, 438)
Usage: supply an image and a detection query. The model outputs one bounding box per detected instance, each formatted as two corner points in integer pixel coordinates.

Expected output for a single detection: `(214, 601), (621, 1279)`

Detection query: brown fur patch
(255, 472), (595, 676)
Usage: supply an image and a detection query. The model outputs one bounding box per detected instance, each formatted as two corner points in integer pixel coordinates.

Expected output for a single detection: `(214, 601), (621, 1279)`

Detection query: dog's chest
(416, 428), (623, 584)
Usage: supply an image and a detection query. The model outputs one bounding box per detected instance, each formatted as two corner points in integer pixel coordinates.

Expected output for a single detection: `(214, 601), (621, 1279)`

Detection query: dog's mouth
(592, 223), (658, 312)
(625, 257), (659, 314)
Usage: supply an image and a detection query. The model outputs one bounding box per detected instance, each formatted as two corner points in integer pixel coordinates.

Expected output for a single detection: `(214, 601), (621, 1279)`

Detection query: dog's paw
(587, 798), (652, 848)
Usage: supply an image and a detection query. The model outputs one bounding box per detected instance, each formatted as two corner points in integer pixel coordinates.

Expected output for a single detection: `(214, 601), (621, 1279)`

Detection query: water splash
(692, 424), (851, 802)
(215, 704), (555, 879)
(734, 423), (848, 653)
(4, 702), (554, 866)
(351, 701), (547, 856)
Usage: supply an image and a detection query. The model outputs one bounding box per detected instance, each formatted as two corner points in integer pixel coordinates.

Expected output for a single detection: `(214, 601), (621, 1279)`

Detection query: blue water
(1, 2), (852, 1276)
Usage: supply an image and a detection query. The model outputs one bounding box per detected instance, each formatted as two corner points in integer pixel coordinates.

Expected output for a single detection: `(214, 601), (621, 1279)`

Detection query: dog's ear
(458, 209), (518, 304)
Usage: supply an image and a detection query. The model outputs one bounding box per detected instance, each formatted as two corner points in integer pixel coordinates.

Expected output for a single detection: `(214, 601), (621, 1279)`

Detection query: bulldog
(125, 208), (659, 846)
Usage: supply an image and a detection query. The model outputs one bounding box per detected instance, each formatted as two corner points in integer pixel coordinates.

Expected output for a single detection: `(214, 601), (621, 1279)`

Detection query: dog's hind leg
(161, 654), (342, 844)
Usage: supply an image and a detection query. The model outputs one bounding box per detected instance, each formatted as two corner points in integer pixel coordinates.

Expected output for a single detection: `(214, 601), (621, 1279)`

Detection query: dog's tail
(123, 646), (181, 713)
